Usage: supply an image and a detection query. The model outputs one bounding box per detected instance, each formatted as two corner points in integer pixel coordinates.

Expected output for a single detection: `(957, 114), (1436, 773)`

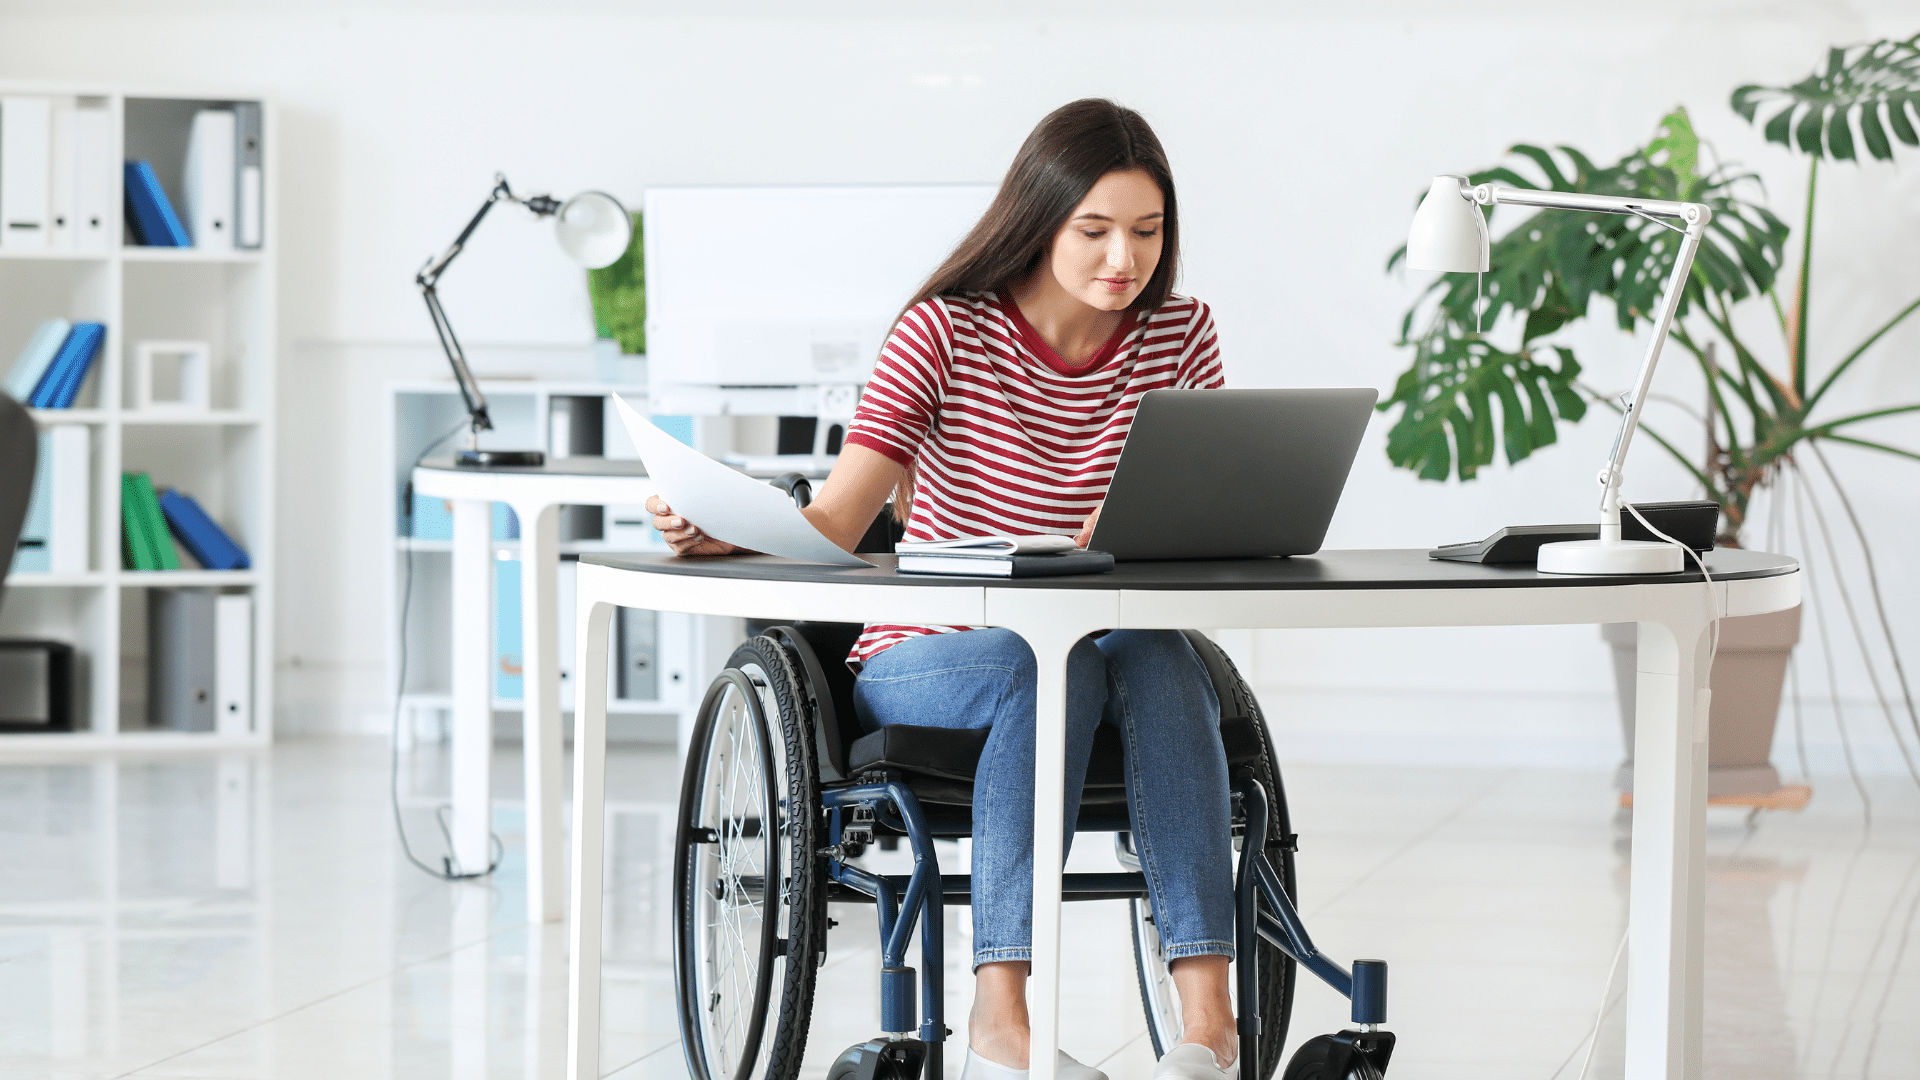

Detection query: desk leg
(1026, 635), (1076, 1080)
(519, 503), (565, 924)
(449, 497), (493, 877)
(567, 597), (616, 1080)
(1624, 614), (1713, 1080)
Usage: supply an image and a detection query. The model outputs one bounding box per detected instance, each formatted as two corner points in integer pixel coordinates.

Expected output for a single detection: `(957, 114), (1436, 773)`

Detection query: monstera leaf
(1733, 34), (1920, 161)
(1382, 109), (1789, 483)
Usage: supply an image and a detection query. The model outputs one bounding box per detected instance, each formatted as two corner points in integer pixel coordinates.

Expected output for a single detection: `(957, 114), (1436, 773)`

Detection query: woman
(648, 99), (1237, 1080)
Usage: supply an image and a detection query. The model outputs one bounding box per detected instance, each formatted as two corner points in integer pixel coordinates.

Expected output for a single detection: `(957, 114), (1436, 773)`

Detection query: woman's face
(1046, 167), (1165, 312)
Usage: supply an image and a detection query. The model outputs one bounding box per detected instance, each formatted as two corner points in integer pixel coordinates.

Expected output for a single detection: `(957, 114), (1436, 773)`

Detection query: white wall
(4, 0), (1916, 771)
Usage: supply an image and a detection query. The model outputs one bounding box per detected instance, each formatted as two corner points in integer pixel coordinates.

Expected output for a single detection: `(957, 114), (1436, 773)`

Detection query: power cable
(391, 417), (506, 880)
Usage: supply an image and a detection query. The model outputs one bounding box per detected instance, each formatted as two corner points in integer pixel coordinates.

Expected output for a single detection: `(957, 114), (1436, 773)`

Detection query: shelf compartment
(0, 259), (114, 411)
(121, 260), (268, 413)
(120, 424), (263, 573)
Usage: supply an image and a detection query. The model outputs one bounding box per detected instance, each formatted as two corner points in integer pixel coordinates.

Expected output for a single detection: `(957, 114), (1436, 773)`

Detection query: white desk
(564, 549), (1798, 1080)
(412, 458), (657, 924)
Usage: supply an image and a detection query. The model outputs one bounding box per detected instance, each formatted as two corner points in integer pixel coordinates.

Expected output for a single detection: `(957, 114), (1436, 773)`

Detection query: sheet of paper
(611, 394), (869, 566)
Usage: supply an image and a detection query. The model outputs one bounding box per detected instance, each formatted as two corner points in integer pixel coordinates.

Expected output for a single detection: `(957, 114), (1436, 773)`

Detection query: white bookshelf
(1, 84), (275, 750)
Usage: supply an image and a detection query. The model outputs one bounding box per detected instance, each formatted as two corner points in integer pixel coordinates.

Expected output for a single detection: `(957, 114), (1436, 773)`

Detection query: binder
(0, 96), (52, 250)
(150, 588), (217, 731)
(72, 101), (112, 251)
(233, 102), (263, 249)
(123, 160), (190, 247)
(48, 98), (77, 249)
(157, 488), (250, 570)
(5, 318), (70, 401)
(184, 109), (236, 250)
(11, 434), (51, 574)
(30, 322), (105, 409)
(121, 473), (158, 570)
(46, 425), (89, 575)
(495, 557), (522, 700)
(215, 593), (252, 735)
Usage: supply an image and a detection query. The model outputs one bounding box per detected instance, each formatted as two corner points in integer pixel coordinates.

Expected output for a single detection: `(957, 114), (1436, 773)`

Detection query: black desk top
(580, 548), (1797, 592)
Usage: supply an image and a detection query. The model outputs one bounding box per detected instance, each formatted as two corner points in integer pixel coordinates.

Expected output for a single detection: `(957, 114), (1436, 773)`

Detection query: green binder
(122, 474), (157, 570)
(130, 473), (178, 570)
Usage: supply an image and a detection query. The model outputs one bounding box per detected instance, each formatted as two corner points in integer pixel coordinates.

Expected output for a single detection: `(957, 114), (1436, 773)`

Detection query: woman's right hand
(647, 496), (741, 557)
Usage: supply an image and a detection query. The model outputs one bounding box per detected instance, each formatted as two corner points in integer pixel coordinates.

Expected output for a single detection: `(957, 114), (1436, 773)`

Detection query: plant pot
(1604, 604), (1802, 797)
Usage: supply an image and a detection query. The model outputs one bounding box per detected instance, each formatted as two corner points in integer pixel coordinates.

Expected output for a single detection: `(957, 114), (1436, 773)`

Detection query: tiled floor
(0, 738), (1915, 1080)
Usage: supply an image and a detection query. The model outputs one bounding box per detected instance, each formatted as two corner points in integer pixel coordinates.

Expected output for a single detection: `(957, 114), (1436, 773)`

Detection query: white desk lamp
(416, 174), (632, 467)
(1407, 175), (1712, 575)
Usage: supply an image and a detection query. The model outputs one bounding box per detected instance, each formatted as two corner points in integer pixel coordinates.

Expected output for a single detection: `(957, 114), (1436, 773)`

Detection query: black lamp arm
(413, 174), (564, 437)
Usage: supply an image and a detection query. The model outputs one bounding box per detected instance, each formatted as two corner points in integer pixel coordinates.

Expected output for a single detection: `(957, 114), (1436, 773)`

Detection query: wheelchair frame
(673, 623), (1397, 1080)
(814, 774), (1390, 1080)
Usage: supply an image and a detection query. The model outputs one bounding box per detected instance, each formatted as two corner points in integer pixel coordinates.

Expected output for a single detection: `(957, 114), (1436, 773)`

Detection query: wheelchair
(671, 489), (1395, 1080)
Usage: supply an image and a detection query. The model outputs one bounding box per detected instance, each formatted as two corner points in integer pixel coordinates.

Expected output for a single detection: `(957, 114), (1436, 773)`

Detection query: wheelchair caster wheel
(827, 1039), (928, 1080)
(1280, 1029), (1395, 1080)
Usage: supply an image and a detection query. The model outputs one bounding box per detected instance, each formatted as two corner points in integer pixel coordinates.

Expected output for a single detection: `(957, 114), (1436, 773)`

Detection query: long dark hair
(889, 98), (1180, 521)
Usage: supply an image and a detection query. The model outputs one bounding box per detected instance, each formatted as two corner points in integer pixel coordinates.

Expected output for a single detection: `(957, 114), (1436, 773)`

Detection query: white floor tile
(1, 740), (1916, 1080)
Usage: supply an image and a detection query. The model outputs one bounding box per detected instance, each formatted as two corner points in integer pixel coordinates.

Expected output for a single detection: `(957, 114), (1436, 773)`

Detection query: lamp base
(455, 449), (546, 468)
(1537, 538), (1684, 576)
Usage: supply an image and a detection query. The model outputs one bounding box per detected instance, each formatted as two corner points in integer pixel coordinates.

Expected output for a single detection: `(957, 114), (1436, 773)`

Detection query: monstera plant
(1382, 33), (1920, 546)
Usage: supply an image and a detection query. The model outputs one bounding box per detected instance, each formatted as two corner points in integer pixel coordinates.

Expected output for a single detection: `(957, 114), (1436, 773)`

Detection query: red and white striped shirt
(844, 290), (1223, 664)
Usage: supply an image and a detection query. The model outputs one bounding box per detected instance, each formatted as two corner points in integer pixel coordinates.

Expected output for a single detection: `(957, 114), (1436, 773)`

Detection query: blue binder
(156, 489), (251, 570)
(29, 323), (105, 409)
(124, 160), (191, 247)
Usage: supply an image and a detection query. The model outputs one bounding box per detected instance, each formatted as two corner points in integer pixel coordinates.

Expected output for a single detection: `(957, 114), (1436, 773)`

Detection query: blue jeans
(853, 628), (1235, 968)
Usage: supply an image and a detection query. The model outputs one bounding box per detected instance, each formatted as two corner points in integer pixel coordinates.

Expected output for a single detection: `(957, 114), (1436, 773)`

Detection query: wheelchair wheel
(1131, 636), (1298, 1080)
(674, 636), (825, 1080)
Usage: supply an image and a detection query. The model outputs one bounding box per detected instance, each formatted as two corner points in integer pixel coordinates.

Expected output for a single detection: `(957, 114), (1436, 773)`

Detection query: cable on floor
(391, 417), (506, 881)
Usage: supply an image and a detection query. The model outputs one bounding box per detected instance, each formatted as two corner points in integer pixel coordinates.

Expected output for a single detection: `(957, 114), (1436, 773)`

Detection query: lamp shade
(554, 191), (632, 269)
(1406, 175), (1489, 273)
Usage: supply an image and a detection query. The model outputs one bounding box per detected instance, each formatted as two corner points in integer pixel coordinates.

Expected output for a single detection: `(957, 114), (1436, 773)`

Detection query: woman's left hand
(1074, 502), (1102, 548)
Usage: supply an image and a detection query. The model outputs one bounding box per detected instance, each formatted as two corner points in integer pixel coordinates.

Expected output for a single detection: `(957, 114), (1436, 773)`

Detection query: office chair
(0, 393), (38, 605)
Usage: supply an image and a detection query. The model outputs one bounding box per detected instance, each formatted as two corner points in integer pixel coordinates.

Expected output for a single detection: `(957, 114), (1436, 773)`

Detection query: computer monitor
(643, 184), (996, 418)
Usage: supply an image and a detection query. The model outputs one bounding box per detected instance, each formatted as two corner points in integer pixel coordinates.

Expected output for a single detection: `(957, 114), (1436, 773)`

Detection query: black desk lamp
(415, 173), (633, 467)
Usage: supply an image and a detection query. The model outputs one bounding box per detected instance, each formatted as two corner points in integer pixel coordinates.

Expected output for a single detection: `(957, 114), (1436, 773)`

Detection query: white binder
(0, 96), (52, 250)
(48, 98), (78, 249)
(215, 593), (253, 736)
(233, 102), (263, 249)
(184, 109), (236, 251)
(72, 101), (111, 251)
(46, 425), (89, 575)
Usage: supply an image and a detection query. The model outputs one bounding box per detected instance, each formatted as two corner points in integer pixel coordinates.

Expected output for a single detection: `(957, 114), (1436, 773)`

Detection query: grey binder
(150, 587), (217, 731)
(232, 102), (263, 249)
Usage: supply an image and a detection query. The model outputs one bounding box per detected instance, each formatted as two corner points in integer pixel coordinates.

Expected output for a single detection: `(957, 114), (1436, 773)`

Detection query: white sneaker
(1152, 1043), (1236, 1080)
(961, 1047), (1109, 1080)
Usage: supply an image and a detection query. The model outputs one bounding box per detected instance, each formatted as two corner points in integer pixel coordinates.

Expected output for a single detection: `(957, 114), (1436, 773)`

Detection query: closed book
(123, 160), (190, 247)
(183, 109), (236, 250)
(0, 96), (52, 250)
(46, 425), (89, 574)
(33, 322), (105, 408)
(895, 550), (1115, 578)
(158, 488), (249, 570)
(5, 318), (70, 401)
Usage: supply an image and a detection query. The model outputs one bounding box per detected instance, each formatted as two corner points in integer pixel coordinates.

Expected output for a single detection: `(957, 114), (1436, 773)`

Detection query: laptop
(1087, 388), (1376, 561)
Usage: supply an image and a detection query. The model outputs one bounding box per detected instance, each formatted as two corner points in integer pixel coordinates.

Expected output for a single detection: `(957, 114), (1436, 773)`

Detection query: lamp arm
(1594, 214), (1707, 534)
(1467, 183), (1714, 534)
(1475, 184), (1696, 222)
(412, 175), (527, 439)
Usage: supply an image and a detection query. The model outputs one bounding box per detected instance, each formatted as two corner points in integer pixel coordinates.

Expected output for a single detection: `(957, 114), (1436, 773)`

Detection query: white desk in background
(563, 548), (1799, 1080)
(411, 457), (658, 924)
